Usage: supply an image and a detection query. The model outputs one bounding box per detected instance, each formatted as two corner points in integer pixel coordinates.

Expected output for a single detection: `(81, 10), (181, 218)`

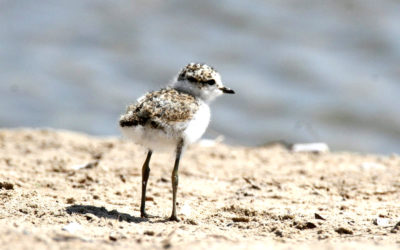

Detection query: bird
(119, 63), (235, 221)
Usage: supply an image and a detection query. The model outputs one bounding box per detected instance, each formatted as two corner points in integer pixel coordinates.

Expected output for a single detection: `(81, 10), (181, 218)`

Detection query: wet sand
(0, 129), (399, 249)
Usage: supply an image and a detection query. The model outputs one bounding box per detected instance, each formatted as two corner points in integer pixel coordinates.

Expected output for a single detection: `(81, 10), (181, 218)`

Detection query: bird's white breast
(182, 100), (210, 145)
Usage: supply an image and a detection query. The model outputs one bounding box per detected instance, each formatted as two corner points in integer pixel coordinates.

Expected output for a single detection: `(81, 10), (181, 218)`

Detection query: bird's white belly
(120, 125), (179, 152)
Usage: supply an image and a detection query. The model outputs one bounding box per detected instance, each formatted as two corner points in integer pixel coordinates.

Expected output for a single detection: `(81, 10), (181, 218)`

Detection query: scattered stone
(305, 222), (317, 229)
(274, 230), (283, 237)
(19, 208), (28, 214)
(315, 213), (326, 220)
(144, 230), (155, 236)
(291, 143), (329, 153)
(373, 218), (390, 226)
(318, 235), (329, 240)
(296, 222), (317, 230)
(159, 177), (169, 183)
(66, 197), (75, 204)
(280, 214), (294, 220)
(335, 227), (353, 235)
(145, 196), (154, 201)
(162, 240), (172, 249)
(243, 192), (254, 197)
(85, 215), (94, 221)
(232, 217), (250, 223)
(71, 161), (99, 170)
(269, 195), (282, 199)
(93, 195), (99, 200)
(119, 174), (126, 183)
(4, 158), (12, 166)
(62, 222), (82, 234)
(92, 153), (102, 160)
(109, 235), (117, 241)
(0, 182), (14, 190)
(390, 221), (400, 233)
(242, 177), (261, 190)
(185, 219), (198, 225)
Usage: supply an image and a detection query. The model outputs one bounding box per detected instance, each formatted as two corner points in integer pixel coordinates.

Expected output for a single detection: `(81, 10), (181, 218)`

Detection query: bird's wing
(120, 89), (199, 128)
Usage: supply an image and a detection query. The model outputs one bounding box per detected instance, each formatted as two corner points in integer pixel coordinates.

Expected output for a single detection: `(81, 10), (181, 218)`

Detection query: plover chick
(119, 63), (234, 221)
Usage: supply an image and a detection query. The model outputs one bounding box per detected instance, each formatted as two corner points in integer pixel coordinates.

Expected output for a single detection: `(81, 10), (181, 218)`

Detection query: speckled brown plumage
(177, 63), (219, 86)
(119, 88), (200, 129)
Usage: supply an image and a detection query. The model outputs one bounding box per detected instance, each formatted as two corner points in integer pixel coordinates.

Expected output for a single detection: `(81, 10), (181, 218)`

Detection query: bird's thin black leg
(140, 150), (153, 218)
(169, 140), (184, 222)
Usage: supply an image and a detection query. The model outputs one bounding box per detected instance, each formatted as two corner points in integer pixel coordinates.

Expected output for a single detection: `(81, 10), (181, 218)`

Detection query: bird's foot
(168, 215), (180, 222)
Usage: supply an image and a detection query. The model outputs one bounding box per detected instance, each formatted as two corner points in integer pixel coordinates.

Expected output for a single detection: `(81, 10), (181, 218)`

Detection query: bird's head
(171, 63), (235, 102)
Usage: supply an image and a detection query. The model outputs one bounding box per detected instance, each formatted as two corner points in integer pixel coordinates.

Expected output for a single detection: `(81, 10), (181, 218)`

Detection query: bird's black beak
(219, 86), (235, 94)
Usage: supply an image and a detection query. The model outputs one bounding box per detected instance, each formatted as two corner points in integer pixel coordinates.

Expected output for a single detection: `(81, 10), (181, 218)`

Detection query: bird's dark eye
(205, 79), (215, 85)
(187, 76), (197, 82)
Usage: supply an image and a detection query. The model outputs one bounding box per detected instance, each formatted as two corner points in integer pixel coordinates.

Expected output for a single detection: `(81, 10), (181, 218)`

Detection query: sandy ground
(0, 129), (399, 250)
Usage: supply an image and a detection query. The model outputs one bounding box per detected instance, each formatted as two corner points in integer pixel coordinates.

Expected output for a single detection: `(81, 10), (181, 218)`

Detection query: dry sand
(0, 129), (399, 249)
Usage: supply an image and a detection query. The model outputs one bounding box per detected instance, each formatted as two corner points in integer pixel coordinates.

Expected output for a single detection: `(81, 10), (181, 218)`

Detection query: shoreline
(0, 129), (399, 249)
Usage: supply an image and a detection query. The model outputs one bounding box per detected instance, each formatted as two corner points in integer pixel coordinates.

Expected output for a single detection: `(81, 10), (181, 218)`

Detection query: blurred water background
(0, 0), (399, 154)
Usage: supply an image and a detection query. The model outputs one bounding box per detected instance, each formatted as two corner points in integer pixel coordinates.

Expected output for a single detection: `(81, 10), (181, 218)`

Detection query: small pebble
(0, 182), (14, 190)
(185, 219), (198, 225)
(144, 230), (155, 236)
(315, 213), (326, 220)
(296, 222), (317, 230)
(232, 217), (249, 223)
(66, 198), (75, 204)
(71, 161), (98, 170)
(62, 222), (82, 234)
(335, 227), (353, 235)
(291, 143), (329, 153)
(374, 218), (389, 226)
(390, 221), (400, 233)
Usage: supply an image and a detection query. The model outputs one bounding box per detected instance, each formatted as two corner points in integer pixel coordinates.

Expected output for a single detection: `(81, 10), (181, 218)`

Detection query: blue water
(0, 0), (399, 153)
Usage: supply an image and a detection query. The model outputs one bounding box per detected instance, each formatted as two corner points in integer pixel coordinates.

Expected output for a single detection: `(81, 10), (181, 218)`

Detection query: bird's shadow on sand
(66, 204), (147, 223)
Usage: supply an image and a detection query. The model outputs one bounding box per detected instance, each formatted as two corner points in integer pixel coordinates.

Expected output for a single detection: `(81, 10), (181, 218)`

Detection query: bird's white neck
(170, 80), (221, 103)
